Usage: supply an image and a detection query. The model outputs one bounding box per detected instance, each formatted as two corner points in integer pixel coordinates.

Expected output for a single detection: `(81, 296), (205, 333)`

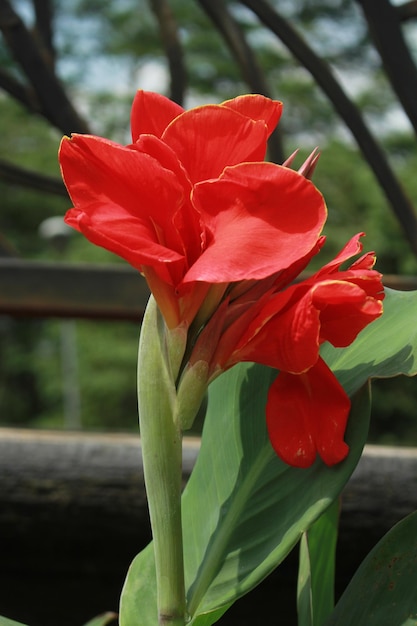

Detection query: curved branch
(397, 1), (417, 21)
(239, 0), (417, 257)
(0, 158), (67, 197)
(148, 0), (187, 105)
(33, 0), (56, 68)
(0, 0), (89, 135)
(356, 0), (417, 139)
(197, 0), (284, 163)
(0, 67), (42, 112)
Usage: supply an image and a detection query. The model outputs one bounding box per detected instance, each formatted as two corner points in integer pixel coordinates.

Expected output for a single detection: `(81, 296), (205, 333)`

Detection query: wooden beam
(0, 258), (415, 321)
(0, 258), (149, 320)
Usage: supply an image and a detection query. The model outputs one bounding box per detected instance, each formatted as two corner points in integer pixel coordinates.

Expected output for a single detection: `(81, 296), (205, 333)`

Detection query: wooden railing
(1, 257), (417, 319)
(0, 258), (149, 320)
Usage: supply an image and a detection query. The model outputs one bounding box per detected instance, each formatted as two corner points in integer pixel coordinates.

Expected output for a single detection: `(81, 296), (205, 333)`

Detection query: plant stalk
(138, 296), (186, 626)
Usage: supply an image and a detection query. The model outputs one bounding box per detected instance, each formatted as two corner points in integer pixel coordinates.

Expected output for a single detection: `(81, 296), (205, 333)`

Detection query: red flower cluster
(59, 91), (384, 468)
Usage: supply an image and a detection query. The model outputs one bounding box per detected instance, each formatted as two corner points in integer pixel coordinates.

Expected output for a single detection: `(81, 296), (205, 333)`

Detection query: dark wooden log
(0, 258), (415, 321)
(0, 428), (416, 626)
(0, 259), (150, 320)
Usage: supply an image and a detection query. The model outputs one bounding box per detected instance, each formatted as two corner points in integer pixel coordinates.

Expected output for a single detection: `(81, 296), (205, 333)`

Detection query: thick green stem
(138, 296), (186, 626)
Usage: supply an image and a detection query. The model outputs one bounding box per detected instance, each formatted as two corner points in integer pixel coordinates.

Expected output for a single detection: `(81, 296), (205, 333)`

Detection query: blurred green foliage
(1, 0), (417, 442)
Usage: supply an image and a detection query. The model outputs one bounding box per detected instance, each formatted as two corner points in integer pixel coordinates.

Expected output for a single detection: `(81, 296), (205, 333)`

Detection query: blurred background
(1, 0), (417, 444)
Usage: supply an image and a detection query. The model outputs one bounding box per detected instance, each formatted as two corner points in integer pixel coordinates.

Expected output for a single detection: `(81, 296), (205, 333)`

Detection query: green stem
(138, 296), (186, 626)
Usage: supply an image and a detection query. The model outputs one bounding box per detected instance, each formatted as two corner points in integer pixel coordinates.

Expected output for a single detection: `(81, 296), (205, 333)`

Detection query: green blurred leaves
(0, 617), (28, 626)
(325, 511), (417, 626)
(297, 500), (339, 626)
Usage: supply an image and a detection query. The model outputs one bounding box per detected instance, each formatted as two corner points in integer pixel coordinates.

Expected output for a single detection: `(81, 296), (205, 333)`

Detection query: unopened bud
(175, 360), (210, 431)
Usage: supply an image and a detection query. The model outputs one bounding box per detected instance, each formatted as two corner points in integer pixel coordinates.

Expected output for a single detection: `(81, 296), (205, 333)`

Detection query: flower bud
(175, 360), (210, 431)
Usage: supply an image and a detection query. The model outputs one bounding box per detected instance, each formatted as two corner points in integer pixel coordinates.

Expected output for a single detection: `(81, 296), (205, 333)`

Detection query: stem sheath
(138, 296), (186, 626)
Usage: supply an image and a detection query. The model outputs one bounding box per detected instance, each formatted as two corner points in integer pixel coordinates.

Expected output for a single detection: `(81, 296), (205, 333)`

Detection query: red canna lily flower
(59, 90), (384, 469)
(187, 232), (384, 467)
(59, 90), (326, 329)
(262, 235), (384, 467)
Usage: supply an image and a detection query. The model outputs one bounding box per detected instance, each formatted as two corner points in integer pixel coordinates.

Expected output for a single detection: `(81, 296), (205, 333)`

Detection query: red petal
(187, 163), (327, 283)
(59, 134), (191, 280)
(272, 236), (326, 292)
(266, 358), (350, 468)
(209, 290), (274, 372)
(349, 251), (377, 271)
(131, 135), (203, 266)
(64, 203), (183, 276)
(329, 270), (384, 302)
(162, 105), (269, 184)
(227, 287), (320, 373)
(315, 233), (364, 277)
(131, 90), (183, 141)
(131, 134), (191, 190)
(312, 280), (384, 346)
(221, 94), (283, 137)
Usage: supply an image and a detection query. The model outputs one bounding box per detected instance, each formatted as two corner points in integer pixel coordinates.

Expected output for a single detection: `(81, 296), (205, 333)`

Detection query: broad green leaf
(322, 287), (417, 394)
(120, 365), (371, 626)
(82, 612), (118, 626)
(182, 369), (369, 623)
(324, 510), (417, 626)
(297, 499), (339, 626)
(0, 617), (28, 626)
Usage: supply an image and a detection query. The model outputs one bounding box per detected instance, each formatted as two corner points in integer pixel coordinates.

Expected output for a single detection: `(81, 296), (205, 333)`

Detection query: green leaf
(120, 543), (157, 626)
(120, 365), (371, 626)
(324, 510), (417, 626)
(321, 287), (417, 394)
(297, 499), (339, 626)
(182, 367), (369, 623)
(0, 610), (118, 626)
(185, 605), (232, 626)
(82, 613), (118, 626)
(0, 617), (29, 626)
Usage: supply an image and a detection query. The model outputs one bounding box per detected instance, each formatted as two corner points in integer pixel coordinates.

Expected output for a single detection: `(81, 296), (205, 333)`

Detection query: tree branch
(0, 66), (42, 112)
(33, 0), (56, 68)
(0, 158), (67, 196)
(148, 0), (187, 105)
(356, 0), (417, 139)
(239, 0), (417, 258)
(0, 0), (89, 135)
(397, 1), (417, 21)
(197, 0), (284, 163)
